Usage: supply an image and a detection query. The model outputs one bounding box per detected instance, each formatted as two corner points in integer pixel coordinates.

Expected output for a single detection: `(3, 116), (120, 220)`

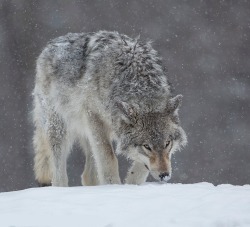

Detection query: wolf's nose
(159, 172), (169, 181)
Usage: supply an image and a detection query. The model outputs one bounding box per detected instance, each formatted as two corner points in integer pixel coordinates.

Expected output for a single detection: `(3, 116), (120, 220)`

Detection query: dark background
(0, 0), (249, 192)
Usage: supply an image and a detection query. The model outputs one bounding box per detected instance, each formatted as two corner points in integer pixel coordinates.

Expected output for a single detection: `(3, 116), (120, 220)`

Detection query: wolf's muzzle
(159, 172), (170, 181)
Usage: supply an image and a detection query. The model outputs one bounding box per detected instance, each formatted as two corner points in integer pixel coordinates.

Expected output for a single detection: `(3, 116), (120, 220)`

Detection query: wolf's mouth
(144, 164), (149, 170)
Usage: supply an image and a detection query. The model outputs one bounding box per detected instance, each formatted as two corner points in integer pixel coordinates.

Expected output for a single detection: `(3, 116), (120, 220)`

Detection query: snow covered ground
(0, 183), (250, 227)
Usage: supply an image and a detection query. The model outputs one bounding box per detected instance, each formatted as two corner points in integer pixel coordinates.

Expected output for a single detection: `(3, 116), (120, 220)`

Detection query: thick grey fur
(33, 31), (187, 186)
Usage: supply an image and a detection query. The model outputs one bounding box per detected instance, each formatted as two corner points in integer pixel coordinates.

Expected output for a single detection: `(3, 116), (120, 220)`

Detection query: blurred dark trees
(0, 0), (249, 191)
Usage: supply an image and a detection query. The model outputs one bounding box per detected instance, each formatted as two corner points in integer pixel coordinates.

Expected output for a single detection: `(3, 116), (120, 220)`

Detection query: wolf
(33, 31), (187, 187)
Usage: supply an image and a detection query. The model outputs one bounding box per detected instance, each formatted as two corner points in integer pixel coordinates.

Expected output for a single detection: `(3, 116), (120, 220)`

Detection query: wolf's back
(35, 31), (171, 113)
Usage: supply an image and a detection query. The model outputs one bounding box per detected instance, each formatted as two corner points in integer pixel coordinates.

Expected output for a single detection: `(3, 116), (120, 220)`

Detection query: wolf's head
(114, 95), (187, 182)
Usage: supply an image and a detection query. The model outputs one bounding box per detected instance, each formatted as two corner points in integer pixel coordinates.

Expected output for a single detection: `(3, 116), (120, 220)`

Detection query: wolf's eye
(165, 141), (170, 148)
(143, 144), (152, 151)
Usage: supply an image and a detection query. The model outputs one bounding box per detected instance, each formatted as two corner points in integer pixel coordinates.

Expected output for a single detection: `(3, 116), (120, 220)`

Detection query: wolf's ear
(116, 101), (136, 123)
(167, 94), (183, 113)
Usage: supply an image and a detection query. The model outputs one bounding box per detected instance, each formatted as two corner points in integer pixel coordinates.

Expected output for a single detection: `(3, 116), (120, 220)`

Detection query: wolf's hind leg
(125, 161), (149, 185)
(80, 139), (99, 186)
(48, 112), (71, 187)
(33, 126), (52, 186)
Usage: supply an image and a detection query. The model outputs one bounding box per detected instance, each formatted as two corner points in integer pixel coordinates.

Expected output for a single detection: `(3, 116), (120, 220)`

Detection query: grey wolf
(33, 31), (187, 186)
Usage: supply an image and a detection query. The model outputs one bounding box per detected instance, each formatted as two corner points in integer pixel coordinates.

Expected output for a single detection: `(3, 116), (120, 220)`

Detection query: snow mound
(0, 183), (250, 227)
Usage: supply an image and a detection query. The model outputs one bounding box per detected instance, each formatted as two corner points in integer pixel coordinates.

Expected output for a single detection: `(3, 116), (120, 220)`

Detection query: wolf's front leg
(89, 137), (121, 185)
(125, 161), (149, 185)
(87, 116), (121, 185)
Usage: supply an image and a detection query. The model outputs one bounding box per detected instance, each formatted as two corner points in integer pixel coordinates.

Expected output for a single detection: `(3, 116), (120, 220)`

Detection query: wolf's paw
(37, 181), (52, 187)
